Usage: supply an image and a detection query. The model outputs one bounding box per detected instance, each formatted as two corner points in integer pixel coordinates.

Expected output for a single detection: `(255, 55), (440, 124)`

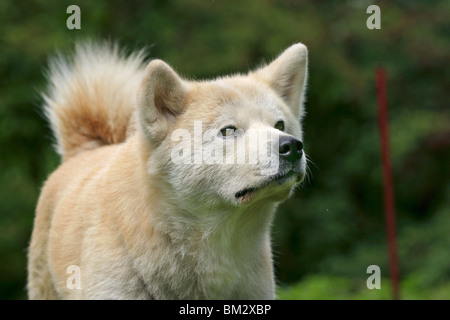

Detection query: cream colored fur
(28, 42), (308, 299)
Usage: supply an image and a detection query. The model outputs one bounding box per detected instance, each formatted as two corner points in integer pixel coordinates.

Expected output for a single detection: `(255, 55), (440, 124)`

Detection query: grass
(276, 274), (450, 300)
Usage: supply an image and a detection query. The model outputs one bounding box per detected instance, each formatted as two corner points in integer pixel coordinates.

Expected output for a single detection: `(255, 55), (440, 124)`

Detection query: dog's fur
(27, 42), (308, 299)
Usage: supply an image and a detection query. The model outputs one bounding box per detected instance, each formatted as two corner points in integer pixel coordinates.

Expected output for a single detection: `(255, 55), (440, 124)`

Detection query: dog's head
(137, 44), (308, 211)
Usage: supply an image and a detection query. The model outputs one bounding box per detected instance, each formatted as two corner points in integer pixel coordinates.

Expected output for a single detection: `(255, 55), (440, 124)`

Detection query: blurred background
(0, 0), (448, 299)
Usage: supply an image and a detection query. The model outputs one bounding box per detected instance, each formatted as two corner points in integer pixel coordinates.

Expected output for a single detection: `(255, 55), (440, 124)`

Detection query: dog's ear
(137, 60), (187, 146)
(253, 43), (308, 118)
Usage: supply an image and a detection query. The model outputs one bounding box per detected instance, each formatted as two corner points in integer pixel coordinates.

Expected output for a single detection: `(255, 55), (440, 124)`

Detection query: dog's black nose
(279, 136), (303, 162)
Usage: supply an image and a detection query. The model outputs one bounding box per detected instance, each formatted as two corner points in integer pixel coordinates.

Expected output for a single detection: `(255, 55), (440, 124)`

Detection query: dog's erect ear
(253, 43), (308, 118)
(138, 59), (186, 146)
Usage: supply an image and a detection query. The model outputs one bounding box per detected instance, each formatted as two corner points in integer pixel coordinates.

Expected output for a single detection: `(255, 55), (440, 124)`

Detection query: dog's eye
(219, 125), (237, 138)
(274, 120), (285, 132)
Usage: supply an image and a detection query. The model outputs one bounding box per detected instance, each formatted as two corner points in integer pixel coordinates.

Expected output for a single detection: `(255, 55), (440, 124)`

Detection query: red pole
(376, 67), (400, 300)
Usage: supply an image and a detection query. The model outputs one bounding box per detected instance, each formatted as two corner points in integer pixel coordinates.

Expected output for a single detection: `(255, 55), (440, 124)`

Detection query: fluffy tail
(42, 41), (146, 160)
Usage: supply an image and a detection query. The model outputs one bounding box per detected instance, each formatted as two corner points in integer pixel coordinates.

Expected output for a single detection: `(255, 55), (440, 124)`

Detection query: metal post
(376, 67), (400, 300)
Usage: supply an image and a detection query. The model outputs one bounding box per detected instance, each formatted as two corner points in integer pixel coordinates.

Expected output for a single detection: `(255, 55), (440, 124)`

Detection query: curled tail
(42, 41), (146, 160)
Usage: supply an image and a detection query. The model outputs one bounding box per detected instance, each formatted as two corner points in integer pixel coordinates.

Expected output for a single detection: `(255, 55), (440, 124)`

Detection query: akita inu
(28, 42), (308, 299)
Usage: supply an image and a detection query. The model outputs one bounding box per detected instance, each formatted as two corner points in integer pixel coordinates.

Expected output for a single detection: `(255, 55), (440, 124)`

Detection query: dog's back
(28, 43), (147, 299)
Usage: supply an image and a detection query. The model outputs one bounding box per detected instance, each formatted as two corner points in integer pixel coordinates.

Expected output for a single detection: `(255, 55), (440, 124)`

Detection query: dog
(27, 41), (308, 299)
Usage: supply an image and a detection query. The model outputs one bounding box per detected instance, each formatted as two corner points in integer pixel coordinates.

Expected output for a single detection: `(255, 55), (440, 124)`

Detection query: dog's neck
(146, 195), (276, 299)
(148, 180), (276, 254)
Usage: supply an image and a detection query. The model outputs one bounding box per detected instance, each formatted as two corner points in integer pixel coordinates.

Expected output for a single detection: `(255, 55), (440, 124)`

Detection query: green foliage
(0, 0), (448, 299)
(277, 274), (450, 300)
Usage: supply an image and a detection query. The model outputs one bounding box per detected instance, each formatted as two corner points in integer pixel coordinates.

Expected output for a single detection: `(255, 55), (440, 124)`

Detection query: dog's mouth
(235, 170), (301, 202)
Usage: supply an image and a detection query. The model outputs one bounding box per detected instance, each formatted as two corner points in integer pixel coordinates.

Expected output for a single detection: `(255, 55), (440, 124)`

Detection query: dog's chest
(135, 235), (258, 299)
